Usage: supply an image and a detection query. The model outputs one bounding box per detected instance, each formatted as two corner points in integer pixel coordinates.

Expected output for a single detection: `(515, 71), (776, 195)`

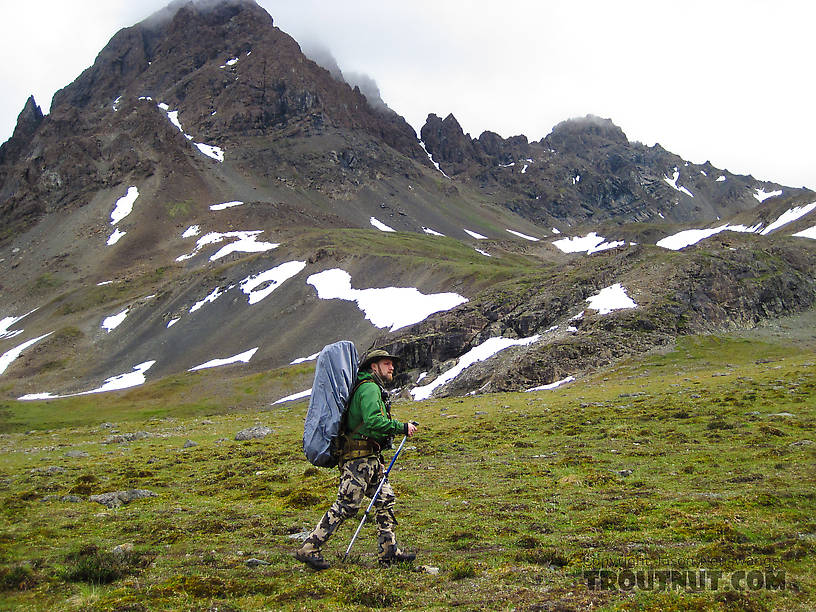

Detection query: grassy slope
(0, 334), (814, 611)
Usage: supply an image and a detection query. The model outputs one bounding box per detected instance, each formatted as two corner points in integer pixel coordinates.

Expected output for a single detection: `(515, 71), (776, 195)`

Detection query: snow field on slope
(760, 201), (816, 235)
(110, 186), (139, 225)
(585, 284), (638, 315)
(210, 201), (244, 211)
(18, 361), (156, 400)
(0, 333), (53, 376)
(793, 226), (816, 240)
(411, 335), (541, 401)
(370, 217), (396, 232)
(664, 168), (694, 198)
(506, 229), (540, 241)
(156, 102), (225, 162)
(101, 308), (129, 332)
(754, 188), (783, 203)
(189, 347), (258, 372)
(176, 230), (279, 262)
(0, 308), (37, 340)
(306, 269), (468, 332)
(552, 232), (624, 254)
(527, 376), (576, 392)
(273, 388), (312, 405)
(657, 201), (816, 249)
(239, 261), (307, 305)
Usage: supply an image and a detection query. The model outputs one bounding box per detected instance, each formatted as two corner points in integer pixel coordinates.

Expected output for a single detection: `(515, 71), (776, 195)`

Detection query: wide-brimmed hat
(359, 349), (402, 371)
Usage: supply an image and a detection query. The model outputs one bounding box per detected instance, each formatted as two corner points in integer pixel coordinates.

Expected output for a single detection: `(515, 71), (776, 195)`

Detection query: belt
(340, 437), (381, 462)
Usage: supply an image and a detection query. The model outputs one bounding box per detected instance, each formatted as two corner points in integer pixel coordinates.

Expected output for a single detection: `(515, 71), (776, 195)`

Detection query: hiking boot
(295, 548), (330, 571)
(379, 548), (416, 567)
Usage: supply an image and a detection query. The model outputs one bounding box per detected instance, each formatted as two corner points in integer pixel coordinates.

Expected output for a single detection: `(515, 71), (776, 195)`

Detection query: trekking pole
(344, 424), (415, 561)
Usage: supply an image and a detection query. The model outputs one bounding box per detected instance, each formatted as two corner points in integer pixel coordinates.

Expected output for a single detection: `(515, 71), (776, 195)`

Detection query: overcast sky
(1, 0), (813, 189)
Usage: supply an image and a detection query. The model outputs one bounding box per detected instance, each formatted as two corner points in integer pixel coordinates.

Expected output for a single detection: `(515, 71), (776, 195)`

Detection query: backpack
(302, 340), (361, 467)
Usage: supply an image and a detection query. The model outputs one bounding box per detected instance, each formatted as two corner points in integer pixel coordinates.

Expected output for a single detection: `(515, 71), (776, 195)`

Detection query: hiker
(296, 349), (418, 570)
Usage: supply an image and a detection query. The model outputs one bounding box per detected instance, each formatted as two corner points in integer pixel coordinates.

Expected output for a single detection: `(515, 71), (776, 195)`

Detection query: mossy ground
(0, 335), (814, 611)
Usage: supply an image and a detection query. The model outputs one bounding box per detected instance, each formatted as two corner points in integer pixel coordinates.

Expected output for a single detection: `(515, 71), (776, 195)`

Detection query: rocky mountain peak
(420, 113), (483, 175)
(0, 96), (43, 168)
(544, 114), (629, 154)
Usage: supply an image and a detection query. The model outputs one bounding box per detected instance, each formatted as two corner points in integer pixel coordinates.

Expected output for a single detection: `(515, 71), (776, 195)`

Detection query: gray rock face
(234, 426), (272, 441)
(89, 489), (157, 508)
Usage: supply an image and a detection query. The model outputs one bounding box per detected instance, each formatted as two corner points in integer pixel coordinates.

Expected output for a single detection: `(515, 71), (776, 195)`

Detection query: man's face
(371, 358), (394, 382)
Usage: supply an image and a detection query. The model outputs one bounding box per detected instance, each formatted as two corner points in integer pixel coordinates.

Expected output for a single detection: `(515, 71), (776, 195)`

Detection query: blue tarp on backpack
(302, 341), (359, 467)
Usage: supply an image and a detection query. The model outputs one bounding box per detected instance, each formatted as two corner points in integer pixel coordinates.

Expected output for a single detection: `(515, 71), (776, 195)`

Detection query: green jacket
(345, 371), (406, 444)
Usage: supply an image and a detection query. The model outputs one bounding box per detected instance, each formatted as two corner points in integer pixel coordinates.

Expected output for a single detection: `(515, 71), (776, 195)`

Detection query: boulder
(235, 426), (272, 441)
(89, 489), (157, 508)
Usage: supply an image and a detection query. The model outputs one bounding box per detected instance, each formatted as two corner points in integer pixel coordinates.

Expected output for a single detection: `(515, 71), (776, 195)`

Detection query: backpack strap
(337, 379), (383, 462)
(340, 378), (369, 436)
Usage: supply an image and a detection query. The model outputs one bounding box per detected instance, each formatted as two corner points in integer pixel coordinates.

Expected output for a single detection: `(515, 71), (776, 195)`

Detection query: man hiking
(295, 349), (418, 570)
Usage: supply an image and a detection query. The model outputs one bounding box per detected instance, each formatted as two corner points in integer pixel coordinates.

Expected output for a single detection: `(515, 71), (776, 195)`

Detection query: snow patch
(656, 225), (729, 250)
(102, 308), (129, 332)
(195, 143), (224, 162)
(370, 217), (396, 232)
(664, 168), (694, 198)
(760, 201), (816, 235)
(527, 376), (576, 392)
(0, 332), (53, 375)
(754, 188), (783, 203)
(17, 393), (59, 401)
(182, 225), (200, 238)
(464, 229), (488, 240)
(411, 335), (540, 400)
(475, 248), (491, 257)
(210, 201), (244, 211)
(190, 286), (233, 313)
(273, 388), (312, 405)
(176, 231), (278, 262)
(307, 269), (468, 332)
(18, 360), (156, 399)
(657, 206), (816, 248)
(552, 232), (624, 254)
(85, 361), (156, 394)
(419, 140), (450, 178)
(586, 283), (637, 315)
(157, 102), (225, 162)
(793, 226), (816, 240)
(239, 261), (306, 305)
(422, 227), (445, 237)
(506, 229), (540, 242)
(189, 347), (258, 371)
(552, 227), (561, 235)
(167, 318), (180, 328)
(290, 352), (319, 365)
(110, 186), (139, 225)
(107, 228), (126, 245)
(0, 308), (37, 340)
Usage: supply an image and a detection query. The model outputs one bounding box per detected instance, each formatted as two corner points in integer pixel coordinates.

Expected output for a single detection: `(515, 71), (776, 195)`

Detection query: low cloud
(299, 39), (388, 112)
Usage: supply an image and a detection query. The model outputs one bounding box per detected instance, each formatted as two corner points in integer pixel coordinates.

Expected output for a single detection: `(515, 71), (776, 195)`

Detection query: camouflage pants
(300, 456), (398, 558)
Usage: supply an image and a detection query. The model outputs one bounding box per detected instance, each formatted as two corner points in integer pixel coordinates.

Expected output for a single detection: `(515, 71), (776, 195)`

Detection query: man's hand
(406, 422), (418, 437)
